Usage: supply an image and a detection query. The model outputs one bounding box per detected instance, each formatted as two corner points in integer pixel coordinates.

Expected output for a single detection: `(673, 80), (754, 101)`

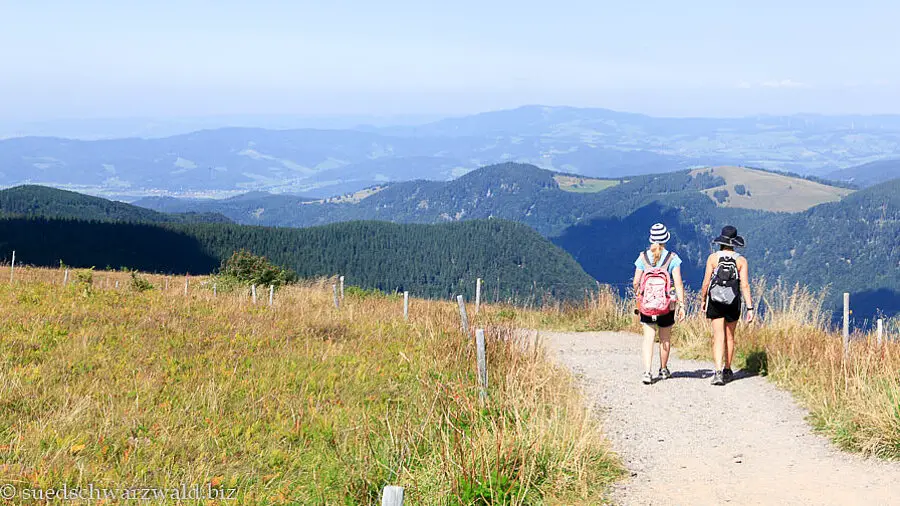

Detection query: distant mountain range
(3, 105), (900, 197)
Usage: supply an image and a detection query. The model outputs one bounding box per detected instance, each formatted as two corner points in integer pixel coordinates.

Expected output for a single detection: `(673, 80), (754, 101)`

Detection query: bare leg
(641, 323), (656, 373)
(711, 318), (726, 371)
(724, 320), (738, 369)
(658, 325), (672, 369)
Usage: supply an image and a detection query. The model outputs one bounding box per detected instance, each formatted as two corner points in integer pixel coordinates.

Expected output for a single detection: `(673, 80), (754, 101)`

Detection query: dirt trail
(545, 331), (899, 506)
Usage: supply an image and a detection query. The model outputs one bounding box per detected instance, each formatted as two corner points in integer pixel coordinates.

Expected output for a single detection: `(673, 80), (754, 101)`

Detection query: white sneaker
(642, 372), (653, 385)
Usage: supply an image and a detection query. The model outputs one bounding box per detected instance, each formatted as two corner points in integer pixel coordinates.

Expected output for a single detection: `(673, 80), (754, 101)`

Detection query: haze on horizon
(2, 0), (900, 125)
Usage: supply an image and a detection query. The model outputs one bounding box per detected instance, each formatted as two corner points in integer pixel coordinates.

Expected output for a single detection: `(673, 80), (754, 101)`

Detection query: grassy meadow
(0, 267), (622, 505)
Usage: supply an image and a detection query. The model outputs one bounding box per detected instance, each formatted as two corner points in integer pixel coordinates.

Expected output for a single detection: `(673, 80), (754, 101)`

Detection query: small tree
(713, 189), (730, 203)
(219, 250), (297, 288)
(734, 184), (747, 196)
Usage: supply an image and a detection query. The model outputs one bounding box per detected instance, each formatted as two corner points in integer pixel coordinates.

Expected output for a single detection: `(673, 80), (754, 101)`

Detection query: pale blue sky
(2, 0), (899, 120)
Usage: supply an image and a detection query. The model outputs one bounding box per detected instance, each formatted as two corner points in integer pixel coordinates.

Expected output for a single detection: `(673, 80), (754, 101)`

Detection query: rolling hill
(0, 185), (230, 224)
(826, 159), (900, 188)
(0, 217), (595, 302)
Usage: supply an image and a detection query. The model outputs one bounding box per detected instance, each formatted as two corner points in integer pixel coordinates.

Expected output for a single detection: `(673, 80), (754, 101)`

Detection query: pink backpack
(638, 251), (675, 316)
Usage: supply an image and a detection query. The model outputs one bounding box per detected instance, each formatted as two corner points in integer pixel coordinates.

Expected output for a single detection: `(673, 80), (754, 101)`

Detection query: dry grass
(693, 165), (853, 212)
(0, 267), (621, 504)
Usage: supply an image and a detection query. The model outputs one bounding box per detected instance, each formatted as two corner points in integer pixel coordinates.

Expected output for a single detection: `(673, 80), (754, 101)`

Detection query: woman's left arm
(672, 265), (687, 321)
(739, 257), (754, 323)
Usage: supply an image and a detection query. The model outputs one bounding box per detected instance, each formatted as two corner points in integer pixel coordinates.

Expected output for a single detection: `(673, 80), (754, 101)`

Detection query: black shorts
(640, 311), (675, 328)
(706, 300), (741, 322)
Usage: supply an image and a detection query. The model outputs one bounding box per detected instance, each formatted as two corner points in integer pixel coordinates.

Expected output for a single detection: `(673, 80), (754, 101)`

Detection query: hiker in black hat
(699, 225), (755, 386)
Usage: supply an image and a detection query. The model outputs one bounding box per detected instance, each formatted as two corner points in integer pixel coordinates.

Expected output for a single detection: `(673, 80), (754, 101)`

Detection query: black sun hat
(713, 225), (746, 248)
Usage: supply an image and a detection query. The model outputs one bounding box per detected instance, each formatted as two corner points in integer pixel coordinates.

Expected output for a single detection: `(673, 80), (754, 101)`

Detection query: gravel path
(545, 331), (900, 506)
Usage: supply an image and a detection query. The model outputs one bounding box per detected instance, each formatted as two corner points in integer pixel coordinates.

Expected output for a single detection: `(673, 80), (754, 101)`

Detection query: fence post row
(333, 284), (340, 309)
(475, 277), (482, 315)
(876, 318), (884, 346)
(9, 250), (14, 283)
(403, 291), (409, 320)
(457, 295), (469, 333)
(213, 282), (217, 297)
(475, 329), (488, 402)
(339, 276), (345, 300)
(842, 292), (850, 355)
(63, 268), (69, 286)
(251, 284), (257, 304)
(381, 486), (404, 506)
(268, 284), (274, 306)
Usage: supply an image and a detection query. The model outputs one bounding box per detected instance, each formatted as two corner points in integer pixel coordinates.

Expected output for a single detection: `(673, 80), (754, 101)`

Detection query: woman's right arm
(698, 255), (713, 311)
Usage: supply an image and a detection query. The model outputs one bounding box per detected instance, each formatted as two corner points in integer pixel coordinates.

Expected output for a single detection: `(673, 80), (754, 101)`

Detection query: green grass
(554, 175), (620, 194)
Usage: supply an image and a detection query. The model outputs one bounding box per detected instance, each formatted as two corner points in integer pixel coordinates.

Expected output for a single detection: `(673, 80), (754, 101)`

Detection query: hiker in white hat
(633, 223), (686, 385)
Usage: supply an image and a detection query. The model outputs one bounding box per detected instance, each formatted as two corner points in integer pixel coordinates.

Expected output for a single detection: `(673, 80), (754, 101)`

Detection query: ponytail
(650, 242), (664, 265)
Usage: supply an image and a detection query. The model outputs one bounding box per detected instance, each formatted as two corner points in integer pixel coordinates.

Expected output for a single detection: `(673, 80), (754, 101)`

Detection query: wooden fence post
(457, 295), (469, 333)
(340, 276), (345, 300)
(475, 329), (488, 401)
(9, 250), (14, 283)
(333, 284), (340, 309)
(213, 283), (217, 297)
(165, 276), (169, 291)
(475, 278), (482, 315)
(269, 285), (274, 306)
(403, 291), (409, 320)
(381, 486), (404, 506)
(876, 318), (884, 346)
(842, 292), (850, 355)
(251, 284), (257, 304)
(115, 280), (119, 289)
(184, 277), (189, 296)
(63, 268), (69, 286)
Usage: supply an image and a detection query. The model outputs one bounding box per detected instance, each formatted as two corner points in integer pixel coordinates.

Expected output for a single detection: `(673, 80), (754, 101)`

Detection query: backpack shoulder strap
(641, 251), (654, 270)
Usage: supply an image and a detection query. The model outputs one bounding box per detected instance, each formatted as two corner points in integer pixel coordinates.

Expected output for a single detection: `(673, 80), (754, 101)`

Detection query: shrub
(734, 184), (747, 195)
(713, 189), (730, 203)
(129, 271), (154, 292)
(75, 269), (94, 286)
(219, 250), (297, 288)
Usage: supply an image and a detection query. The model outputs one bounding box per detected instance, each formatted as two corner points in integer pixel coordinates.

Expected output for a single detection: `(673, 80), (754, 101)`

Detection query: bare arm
(698, 255), (714, 310)
(738, 257), (754, 322)
(672, 265), (687, 319)
(632, 267), (643, 295)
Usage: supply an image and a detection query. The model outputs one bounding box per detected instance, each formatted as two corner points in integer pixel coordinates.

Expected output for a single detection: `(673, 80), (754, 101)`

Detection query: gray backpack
(709, 254), (740, 305)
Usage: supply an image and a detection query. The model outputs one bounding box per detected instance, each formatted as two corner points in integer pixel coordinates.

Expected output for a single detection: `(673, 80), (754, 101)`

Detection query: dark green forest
(0, 185), (230, 224)
(0, 217), (595, 302)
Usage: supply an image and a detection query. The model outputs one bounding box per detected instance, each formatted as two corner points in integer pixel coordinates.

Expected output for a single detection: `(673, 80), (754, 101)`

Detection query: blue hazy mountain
(3, 105), (900, 197)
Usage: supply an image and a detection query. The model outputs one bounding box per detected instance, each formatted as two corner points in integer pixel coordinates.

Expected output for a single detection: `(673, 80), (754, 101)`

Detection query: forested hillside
(826, 159), (900, 188)
(0, 217), (594, 301)
(0, 185), (230, 224)
(136, 163), (727, 235)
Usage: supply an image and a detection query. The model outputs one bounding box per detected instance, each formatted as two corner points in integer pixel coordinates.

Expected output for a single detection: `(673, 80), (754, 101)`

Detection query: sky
(2, 0), (900, 122)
